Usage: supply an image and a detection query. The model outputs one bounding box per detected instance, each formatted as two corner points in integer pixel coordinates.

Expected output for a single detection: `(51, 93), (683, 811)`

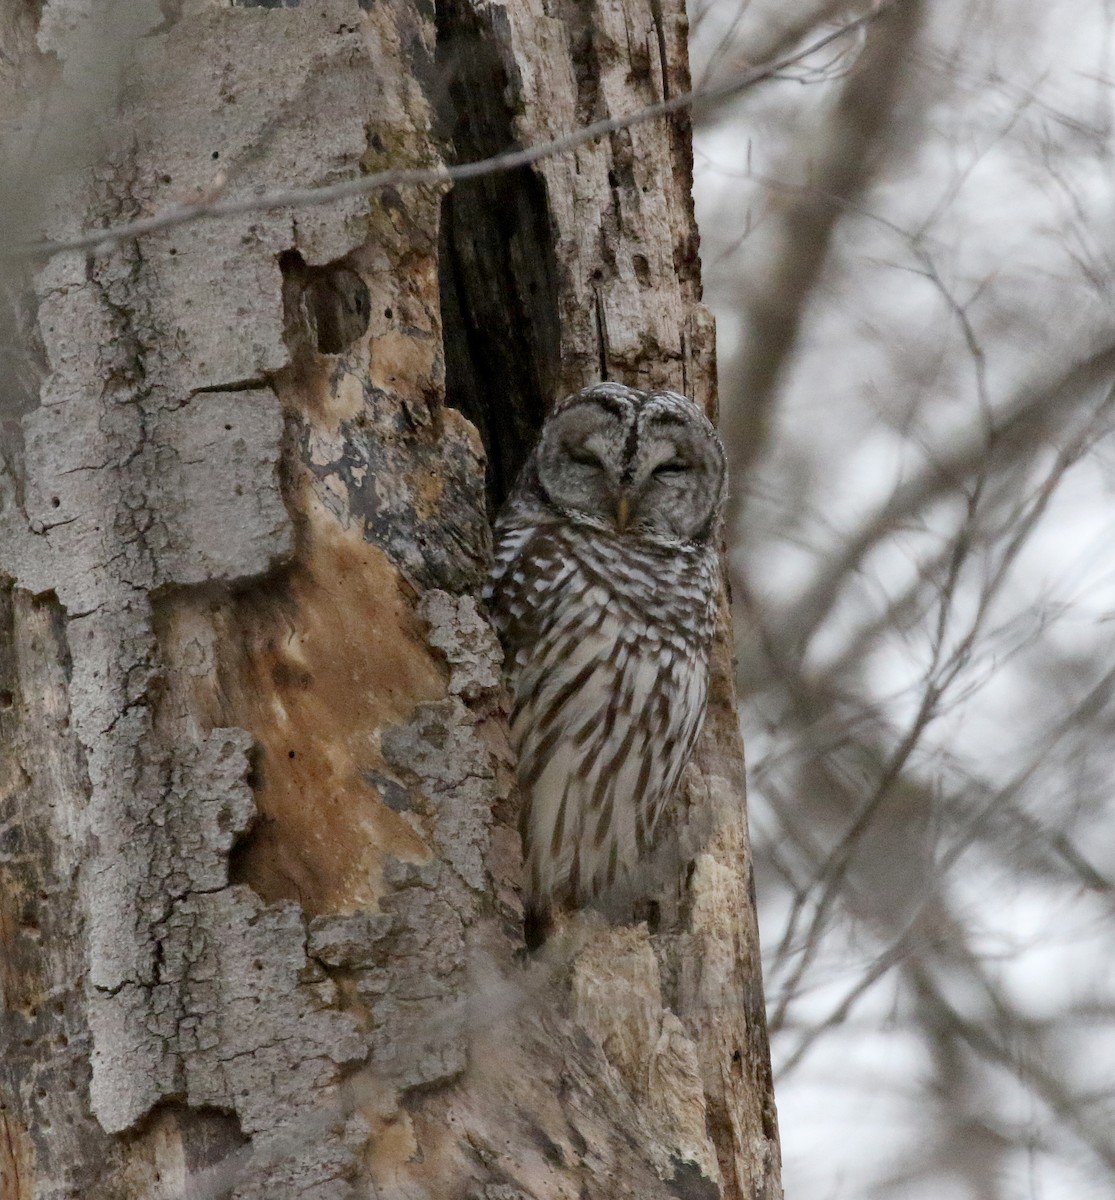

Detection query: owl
(483, 382), (727, 948)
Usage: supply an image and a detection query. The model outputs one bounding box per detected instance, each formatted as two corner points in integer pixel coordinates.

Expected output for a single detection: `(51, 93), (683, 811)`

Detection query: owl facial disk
(534, 386), (726, 542)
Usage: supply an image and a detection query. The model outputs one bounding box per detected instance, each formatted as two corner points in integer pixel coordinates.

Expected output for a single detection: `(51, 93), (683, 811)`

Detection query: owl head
(528, 383), (727, 543)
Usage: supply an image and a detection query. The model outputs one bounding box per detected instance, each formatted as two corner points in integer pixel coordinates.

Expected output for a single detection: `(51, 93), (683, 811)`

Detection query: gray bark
(0, 2), (781, 1197)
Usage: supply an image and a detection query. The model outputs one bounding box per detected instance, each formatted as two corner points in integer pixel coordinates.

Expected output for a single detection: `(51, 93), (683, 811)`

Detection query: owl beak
(615, 494), (631, 533)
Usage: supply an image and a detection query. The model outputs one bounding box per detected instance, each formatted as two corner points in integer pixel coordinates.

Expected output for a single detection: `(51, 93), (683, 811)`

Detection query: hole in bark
(668, 1155), (721, 1200)
(138, 1102), (247, 1174)
(435, 0), (562, 510)
(279, 250), (371, 356)
(50, 496), (59, 507)
(0, 690), (12, 709)
(244, 743), (264, 791)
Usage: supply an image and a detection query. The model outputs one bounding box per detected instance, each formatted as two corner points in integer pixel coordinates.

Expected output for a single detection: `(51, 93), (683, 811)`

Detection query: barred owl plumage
(483, 383), (727, 948)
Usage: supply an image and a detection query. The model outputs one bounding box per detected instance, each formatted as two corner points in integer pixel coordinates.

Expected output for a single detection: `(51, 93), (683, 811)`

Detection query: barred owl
(484, 383), (727, 948)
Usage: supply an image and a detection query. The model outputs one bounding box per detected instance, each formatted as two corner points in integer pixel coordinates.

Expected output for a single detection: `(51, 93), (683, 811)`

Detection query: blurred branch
(764, 378), (1115, 1037)
(720, 0), (925, 520)
(776, 341), (1115, 655)
(696, 0), (870, 98)
(910, 960), (1115, 1175)
(700, 3), (1115, 1194)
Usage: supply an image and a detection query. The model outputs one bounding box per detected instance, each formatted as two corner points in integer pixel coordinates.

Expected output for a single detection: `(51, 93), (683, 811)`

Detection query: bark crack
(435, 0), (563, 508)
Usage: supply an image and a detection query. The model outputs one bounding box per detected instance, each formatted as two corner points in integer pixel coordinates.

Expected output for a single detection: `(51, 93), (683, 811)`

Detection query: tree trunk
(0, 2), (781, 1198)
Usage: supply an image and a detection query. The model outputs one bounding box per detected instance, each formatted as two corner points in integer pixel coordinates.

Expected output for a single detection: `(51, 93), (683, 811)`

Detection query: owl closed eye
(483, 383), (727, 948)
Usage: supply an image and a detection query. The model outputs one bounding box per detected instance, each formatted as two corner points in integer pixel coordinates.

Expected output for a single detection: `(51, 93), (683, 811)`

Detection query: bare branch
(774, 340), (1115, 654)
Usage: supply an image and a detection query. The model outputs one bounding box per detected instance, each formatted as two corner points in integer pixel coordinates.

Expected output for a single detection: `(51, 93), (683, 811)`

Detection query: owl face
(534, 384), (726, 543)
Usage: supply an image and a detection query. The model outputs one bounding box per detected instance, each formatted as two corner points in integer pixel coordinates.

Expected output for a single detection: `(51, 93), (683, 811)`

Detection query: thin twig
(9, 1), (900, 261)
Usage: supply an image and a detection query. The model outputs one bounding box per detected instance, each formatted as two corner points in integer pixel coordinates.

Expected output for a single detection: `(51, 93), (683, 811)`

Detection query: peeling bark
(0, 1), (781, 1198)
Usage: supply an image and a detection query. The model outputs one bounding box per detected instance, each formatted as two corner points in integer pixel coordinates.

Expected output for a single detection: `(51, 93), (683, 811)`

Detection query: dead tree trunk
(0, 2), (781, 1197)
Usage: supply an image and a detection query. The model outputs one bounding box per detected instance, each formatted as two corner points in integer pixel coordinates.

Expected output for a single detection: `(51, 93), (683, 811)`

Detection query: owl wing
(484, 517), (579, 674)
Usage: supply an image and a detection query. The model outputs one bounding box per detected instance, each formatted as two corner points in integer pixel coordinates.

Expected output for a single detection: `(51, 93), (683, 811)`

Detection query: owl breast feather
(485, 517), (718, 917)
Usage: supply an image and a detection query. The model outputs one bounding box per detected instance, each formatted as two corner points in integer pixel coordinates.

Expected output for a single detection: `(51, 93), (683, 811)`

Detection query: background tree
(0, 1), (780, 1198)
